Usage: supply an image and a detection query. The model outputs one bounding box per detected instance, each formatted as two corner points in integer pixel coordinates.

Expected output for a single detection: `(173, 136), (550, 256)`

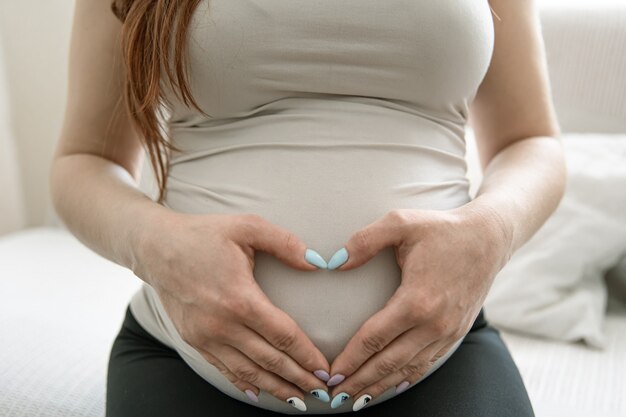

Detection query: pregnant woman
(50, 0), (566, 415)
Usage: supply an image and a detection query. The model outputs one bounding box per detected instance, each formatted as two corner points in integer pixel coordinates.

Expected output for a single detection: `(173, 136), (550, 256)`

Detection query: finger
(350, 338), (454, 412)
(246, 291), (331, 379)
(215, 344), (309, 412)
(229, 326), (330, 403)
(329, 210), (407, 272)
(197, 348), (261, 403)
(239, 214), (321, 271)
(327, 291), (413, 386)
(329, 326), (433, 399)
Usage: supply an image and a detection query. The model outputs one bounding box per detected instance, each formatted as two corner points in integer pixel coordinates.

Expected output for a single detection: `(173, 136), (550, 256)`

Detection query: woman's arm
(50, 0), (163, 275)
(462, 0), (567, 260)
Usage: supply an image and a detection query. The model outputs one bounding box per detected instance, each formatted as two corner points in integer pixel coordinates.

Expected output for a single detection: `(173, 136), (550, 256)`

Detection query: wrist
(128, 200), (179, 284)
(448, 199), (515, 267)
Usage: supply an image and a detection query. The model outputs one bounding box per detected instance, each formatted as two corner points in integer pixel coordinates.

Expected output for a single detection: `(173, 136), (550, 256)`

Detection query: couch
(1, 2), (625, 416)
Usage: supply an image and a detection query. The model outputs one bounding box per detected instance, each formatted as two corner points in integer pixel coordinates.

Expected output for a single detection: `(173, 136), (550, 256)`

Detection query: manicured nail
(310, 389), (330, 403)
(352, 394), (372, 411)
(327, 247), (348, 270)
(395, 380), (410, 394)
(305, 248), (327, 269)
(326, 373), (345, 386)
(245, 389), (259, 402)
(314, 369), (330, 381)
(286, 397), (307, 412)
(330, 392), (350, 409)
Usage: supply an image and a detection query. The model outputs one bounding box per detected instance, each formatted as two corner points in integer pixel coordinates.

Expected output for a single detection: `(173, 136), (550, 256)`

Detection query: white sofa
(1, 2), (626, 417)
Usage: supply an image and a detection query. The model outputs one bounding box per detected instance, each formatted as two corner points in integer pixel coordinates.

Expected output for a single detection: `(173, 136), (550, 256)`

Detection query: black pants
(106, 305), (535, 417)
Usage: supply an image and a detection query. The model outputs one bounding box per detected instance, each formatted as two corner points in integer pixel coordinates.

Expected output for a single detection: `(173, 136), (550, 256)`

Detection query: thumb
(328, 211), (406, 271)
(242, 214), (324, 271)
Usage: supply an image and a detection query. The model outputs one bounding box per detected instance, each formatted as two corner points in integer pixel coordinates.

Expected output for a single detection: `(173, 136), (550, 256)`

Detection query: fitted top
(129, 0), (495, 414)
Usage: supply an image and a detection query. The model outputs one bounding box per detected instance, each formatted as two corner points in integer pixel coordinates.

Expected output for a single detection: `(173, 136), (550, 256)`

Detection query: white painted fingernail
(286, 396), (307, 412)
(352, 394), (372, 411)
(245, 389), (259, 402)
(395, 380), (410, 393)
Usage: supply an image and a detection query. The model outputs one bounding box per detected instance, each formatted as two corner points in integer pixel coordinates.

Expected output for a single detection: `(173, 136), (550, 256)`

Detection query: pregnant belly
(163, 142), (471, 362)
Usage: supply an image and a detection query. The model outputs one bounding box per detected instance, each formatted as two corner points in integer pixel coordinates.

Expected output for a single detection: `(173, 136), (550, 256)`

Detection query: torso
(129, 0), (495, 413)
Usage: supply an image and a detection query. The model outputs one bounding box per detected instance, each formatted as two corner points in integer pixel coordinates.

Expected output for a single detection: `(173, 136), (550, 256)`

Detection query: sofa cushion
(0, 228), (141, 417)
(500, 308), (626, 417)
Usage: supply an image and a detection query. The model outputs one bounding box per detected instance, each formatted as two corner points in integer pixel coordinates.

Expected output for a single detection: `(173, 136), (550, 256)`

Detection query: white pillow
(482, 134), (626, 349)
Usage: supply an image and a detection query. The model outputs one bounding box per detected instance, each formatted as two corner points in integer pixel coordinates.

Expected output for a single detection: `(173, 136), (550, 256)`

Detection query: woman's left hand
(325, 206), (513, 410)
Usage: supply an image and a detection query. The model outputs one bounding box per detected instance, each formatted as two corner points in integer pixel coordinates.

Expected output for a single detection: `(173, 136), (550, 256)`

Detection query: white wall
(0, 29), (25, 235)
(0, 0), (75, 229)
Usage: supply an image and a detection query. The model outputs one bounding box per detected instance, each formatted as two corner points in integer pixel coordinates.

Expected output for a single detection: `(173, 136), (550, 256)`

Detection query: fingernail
(352, 394), (372, 411)
(326, 373), (345, 386)
(305, 248), (327, 269)
(395, 380), (410, 394)
(286, 397), (307, 412)
(330, 392), (350, 409)
(313, 369), (330, 381)
(327, 247), (348, 270)
(245, 389), (259, 402)
(310, 389), (330, 403)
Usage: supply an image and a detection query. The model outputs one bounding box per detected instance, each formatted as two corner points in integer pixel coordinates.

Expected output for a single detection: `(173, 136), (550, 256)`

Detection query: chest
(170, 0), (495, 118)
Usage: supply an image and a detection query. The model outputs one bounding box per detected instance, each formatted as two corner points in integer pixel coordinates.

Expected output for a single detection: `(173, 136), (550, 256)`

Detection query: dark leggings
(106, 305), (535, 417)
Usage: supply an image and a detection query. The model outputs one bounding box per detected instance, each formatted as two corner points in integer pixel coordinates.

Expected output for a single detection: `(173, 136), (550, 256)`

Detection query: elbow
(48, 153), (67, 225)
(551, 135), (568, 205)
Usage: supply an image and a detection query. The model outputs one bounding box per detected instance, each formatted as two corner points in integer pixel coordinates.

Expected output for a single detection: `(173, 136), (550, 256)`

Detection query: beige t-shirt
(129, 0), (495, 413)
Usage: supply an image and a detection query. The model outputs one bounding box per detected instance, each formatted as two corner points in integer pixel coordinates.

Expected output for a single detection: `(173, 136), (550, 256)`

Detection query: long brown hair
(111, 0), (204, 204)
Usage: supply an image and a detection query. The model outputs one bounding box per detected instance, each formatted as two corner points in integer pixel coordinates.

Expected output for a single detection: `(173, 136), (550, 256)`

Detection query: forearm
(50, 153), (171, 279)
(453, 135), (567, 262)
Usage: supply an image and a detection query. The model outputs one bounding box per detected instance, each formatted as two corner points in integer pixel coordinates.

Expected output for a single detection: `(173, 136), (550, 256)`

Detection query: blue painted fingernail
(305, 248), (327, 269)
(395, 380), (410, 393)
(353, 394), (372, 411)
(310, 389), (330, 403)
(331, 392), (350, 409)
(326, 373), (345, 386)
(327, 247), (348, 270)
(314, 369), (330, 381)
(286, 397), (307, 411)
(245, 389), (259, 402)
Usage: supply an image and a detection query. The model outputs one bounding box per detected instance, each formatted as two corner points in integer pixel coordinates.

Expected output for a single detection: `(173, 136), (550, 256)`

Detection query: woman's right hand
(132, 210), (331, 411)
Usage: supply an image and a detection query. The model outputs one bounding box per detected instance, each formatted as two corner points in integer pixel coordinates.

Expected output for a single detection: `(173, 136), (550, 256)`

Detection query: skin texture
(50, 0), (565, 410)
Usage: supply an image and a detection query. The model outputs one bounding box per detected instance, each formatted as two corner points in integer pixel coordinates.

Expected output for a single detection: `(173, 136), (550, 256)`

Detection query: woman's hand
(324, 207), (513, 411)
(132, 211), (332, 411)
